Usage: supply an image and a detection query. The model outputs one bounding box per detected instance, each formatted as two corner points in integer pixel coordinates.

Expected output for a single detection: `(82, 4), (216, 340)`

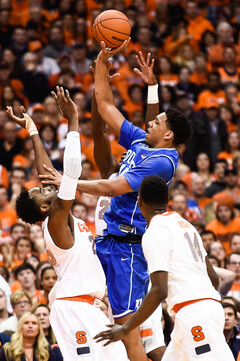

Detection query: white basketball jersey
(142, 211), (220, 315)
(95, 173), (118, 236)
(42, 216), (106, 305)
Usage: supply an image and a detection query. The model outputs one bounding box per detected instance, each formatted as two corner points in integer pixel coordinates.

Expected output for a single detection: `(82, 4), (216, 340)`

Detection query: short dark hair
(16, 190), (44, 224)
(14, 262), (36, 279)
(221, 302), (237, 318)
(165, 108), (192, 146)
(200, 230), (217, 241)
(16, 236), (33, 249)
(10, 222), (27, 234)
(139, 175), (168, 207)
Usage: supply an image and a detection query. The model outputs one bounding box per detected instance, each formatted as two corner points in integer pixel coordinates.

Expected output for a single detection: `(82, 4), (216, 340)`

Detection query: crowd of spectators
(1, 0), (240, 359)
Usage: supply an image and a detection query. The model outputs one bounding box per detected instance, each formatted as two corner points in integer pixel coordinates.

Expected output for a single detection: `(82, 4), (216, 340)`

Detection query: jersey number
(99, 199), (110, 220)
(184, 232), (203, 262)
(191, 326), (205, 342)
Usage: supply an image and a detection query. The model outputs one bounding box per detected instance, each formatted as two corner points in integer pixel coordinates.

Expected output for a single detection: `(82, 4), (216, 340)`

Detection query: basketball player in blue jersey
(41, 40), (192, 361)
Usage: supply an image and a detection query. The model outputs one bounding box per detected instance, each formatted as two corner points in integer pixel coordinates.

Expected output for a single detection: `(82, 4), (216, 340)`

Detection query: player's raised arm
(91, 63), (119, 179)
(47, 87), (82, 249)
(6, 106), (54, 185)
(95, 40), (130, 137)
(134, 52), (159, 131)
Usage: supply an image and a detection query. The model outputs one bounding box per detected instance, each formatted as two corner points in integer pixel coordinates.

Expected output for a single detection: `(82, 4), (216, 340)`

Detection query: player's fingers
(136, 55), (143, 68)
(65, 89), (70, 99)
(41, 180), (56, 185)
(151, 58), (155, 69)
(106, 324), (115, 328)
(42, 164), (57, 174)
(133, 68), (141, 76)
(56, 86), (61, 98)
(89, 66), (95, 74)
(39, 174), (54, 180)
(100, 41), (107, 52)
(110, 73), (120, 80)
(51, 91), (58, 101)
(146, 52), (151, 66)
(20, 106), (27, 114)
(139, 51), (146, 66)
(103, 340), (113, 347)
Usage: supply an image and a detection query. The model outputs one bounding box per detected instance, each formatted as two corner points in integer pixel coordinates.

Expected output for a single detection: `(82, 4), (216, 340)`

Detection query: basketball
(93, 10), (131, 48)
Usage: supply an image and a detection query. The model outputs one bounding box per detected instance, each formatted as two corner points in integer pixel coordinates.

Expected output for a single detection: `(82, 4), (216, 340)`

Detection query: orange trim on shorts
(57, 294), (101, 307)
(140, 328), (153, 337)
(172, 298), (220, 314)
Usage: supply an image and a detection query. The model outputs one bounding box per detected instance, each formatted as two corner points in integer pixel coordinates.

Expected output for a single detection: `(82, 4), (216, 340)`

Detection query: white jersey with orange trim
(42, 216), (106, 304)
(95, 173), (118, 236)
(142, 211), (221, 315)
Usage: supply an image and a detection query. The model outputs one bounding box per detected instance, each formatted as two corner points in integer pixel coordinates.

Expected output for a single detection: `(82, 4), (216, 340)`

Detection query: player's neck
(147, 208), (166, 225)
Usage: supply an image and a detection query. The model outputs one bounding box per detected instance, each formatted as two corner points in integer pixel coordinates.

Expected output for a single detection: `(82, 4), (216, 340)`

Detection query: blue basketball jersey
(103, 120), (179, 236)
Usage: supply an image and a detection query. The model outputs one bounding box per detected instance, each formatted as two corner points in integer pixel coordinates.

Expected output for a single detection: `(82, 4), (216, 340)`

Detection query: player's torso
(149, 213), (220, 309)
(104, 142), (179, 236)
(42, 216), (106, 302)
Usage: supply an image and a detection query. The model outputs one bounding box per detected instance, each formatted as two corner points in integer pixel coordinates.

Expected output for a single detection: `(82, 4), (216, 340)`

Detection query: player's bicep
(119, 119), (146, 149)
(48, 198), (74, 249)
(150, 270), (168, 300)
(98, 103), (125, 138)
(108, 175), (134, 196)
(205, 256), (219, 290)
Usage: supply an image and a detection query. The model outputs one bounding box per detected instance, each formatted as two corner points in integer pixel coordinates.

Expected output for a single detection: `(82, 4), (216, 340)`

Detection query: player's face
(28, 186), (57, 209)
(224, 307), (236, 330)
(146, 112), (171, 148)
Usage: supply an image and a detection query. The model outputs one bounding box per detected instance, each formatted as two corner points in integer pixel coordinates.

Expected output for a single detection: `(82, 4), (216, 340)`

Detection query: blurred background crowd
(1, 0), (240, 359)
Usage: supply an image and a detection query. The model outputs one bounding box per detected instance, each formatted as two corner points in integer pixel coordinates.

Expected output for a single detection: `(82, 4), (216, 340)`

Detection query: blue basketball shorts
(95, 235), (149, 318)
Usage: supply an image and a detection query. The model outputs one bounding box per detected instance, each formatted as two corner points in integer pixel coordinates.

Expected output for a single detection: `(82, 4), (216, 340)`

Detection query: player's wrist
(147, 84), (159, 104)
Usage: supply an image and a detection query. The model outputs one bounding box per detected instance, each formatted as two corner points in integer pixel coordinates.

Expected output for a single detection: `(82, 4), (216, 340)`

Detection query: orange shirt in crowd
(208, 44), (240, 66)
(0, 206), (18, 236)
(206, 217), (240, 255)
(187, 15), (215, 43)
(190, 72), (208, 86)
(218, 67), (240, 84)
(227, 282), (240, 302)
(213, 189), (240, 206)
(0, 165), (9, 189)
(217, 151), (235, 165)
(159, 74), (179, 87)
(197, 89), (226, 109)
(123, 102), (143, 121)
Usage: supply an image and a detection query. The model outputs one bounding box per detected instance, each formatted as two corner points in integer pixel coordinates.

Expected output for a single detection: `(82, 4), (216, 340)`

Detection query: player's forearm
(77, 179), (113, 196)
(145, 84), (159, 131)
(123, 286), (164, 335)
(92, 91), (106, 136)
(95, 58), (115, 110)
(31, 134), (54, 178)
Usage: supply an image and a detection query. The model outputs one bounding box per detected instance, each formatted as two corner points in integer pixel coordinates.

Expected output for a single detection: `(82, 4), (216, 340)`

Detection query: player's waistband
(56, 295), (101, 307)
(108, 233), (142, 244)
(172, 298), (220, 314)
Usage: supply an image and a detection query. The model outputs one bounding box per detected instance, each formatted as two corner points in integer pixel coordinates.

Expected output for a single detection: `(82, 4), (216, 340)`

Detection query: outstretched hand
(51, 86), (78, 122)
(39, 164), (63, 188)
(94, 324), (127, 346)
(6, 105), (33, 129)
(6, 105), (38, 136)
(134, 52), (157, 85)
(90, 61), (120, 83)
(97, 38), (131, 62)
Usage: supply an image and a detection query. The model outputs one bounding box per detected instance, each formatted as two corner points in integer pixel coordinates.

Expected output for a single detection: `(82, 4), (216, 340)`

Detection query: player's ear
(40, 203), (50, 214)
(164, 130), (174, 141)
